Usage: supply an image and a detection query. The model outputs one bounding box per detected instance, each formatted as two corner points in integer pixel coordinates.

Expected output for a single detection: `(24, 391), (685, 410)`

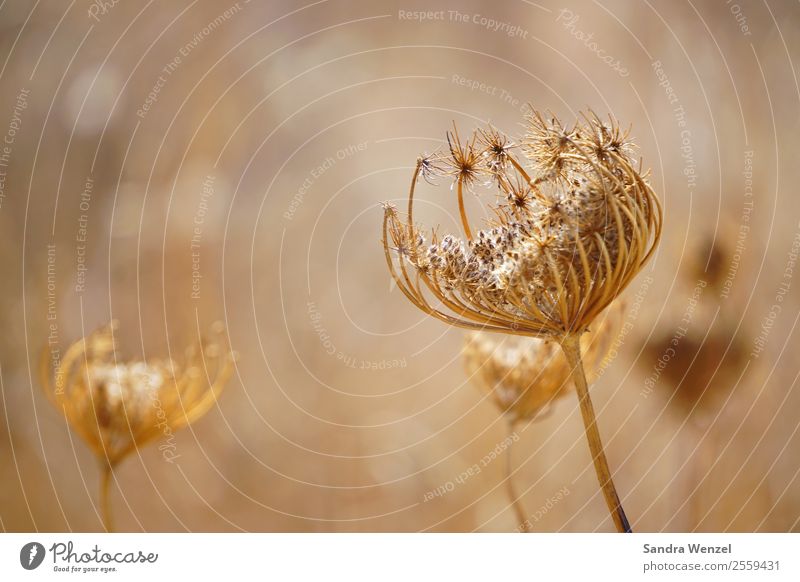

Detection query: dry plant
(40, 321), (236, 531)
(464, 300), (622, 531)
(641, 236), (754, 528)
(382, 110), (662, 532)
(464, 300), (623, 425)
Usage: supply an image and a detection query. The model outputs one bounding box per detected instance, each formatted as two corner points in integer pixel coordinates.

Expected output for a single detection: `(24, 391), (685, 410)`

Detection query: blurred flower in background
(464, 301), (623, 427)
(40, 321), (236, 529)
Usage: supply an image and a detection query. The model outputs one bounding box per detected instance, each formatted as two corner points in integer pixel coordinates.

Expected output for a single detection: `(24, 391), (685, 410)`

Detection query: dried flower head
(382, 109), (662, 533)
(418, 152), (445, 185)
(382, 110), (661, 340)
(464, 301), (623, 425)
(478, 125), (514, 176)
(41, 321), (236, 468)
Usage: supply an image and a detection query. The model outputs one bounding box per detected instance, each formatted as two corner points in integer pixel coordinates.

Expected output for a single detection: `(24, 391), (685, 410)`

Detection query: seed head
(478, 125), (514, 175)
(382, 109), (662, 340)
(417, 153), (445, 184)
(464, 301), (623, 425)
(441, 124), (487, 188)
(40, 322), (236, 467)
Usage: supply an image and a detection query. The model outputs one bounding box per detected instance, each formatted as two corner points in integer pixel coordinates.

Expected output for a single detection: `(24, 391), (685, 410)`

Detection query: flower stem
(99, 463), (115, 532)
(456, 176), (473, 240)
(561, 334), (632, 533)
(503, 420), (530, 532)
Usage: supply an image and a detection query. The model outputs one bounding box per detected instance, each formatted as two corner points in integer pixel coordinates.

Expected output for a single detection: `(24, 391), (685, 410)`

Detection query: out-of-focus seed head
(464, 301), (623, 424)
(40, 322), (236, 467)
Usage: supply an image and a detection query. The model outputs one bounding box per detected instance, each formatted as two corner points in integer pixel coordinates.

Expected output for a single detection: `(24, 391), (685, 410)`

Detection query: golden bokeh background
(0, 0), (799, 532)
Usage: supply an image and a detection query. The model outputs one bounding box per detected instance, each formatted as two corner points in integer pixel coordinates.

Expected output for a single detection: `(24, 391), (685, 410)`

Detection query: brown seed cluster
(383, 110), (662, 339)
(40, 321), (236, 467)
(464, 300), (624, 425)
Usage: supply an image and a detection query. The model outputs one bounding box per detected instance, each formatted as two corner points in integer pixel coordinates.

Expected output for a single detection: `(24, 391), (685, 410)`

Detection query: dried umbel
(40, 321), (236, 530)
(383, 111), (660, 338)
(464, 301), (622, 426)
(382, 110), (662, 532)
